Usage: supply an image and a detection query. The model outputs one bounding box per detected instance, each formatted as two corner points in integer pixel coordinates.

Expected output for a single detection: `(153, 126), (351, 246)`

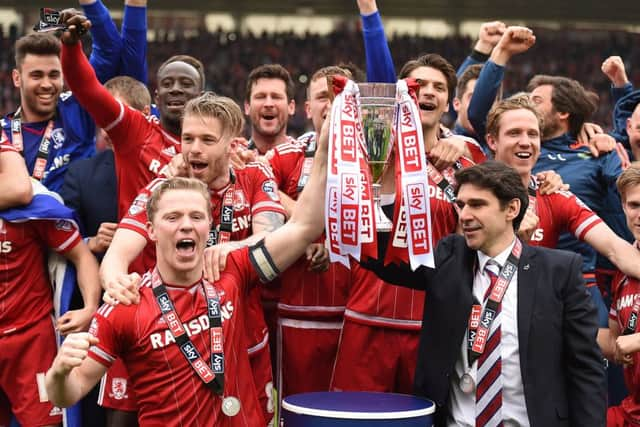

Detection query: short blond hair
(617, 162), (640, 202)
(147, 178), (211, 222)
(183, 92), (245, 138)
(486, 92), (544, 138)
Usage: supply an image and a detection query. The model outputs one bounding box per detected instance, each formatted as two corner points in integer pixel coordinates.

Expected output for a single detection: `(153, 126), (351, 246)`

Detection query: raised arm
(60, 14), (123, 129)
(602, 56), (633, 105)
(468, 26), (535, 151)
(456, 21), (505, 77)
(584, 222), (640, 280)
(121, 0), (148, 84)
(358, 0), (396, 83)
(78, 0), (123, 83)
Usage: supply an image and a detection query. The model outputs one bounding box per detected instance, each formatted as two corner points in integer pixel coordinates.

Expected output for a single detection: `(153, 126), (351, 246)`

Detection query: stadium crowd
(0, 19), (639, 135)
(3, 0), (640, 426)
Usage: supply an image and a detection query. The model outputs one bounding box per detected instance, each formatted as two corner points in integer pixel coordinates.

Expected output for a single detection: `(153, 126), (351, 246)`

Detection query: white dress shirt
(447, 239), (530, 427)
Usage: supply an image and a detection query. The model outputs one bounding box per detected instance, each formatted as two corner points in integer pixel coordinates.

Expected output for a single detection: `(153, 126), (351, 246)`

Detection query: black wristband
(470, 49), (490, 63)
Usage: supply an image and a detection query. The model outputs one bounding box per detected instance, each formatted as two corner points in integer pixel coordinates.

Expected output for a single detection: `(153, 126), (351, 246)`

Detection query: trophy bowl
(358, 83), (397, 232)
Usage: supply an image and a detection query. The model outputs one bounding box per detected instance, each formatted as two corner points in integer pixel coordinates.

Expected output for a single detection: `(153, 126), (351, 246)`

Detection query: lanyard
(151, 269), (224, 394)
(467, 239), (522, 367)
(527, 175), (538, 215)
(623, 244), (640, 335)
(296, 134), (316, 193)
(207, 172), (236, 247)
(11, 107), (56, 181)
(426, 159), (463, 208)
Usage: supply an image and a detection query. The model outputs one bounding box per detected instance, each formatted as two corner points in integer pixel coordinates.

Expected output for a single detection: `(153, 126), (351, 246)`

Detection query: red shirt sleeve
(33, 219), (82, 254)
(549, 191), (603, 240)
(87, 303), (133, 367)
(118, 179), (163, 240)
(61, 42), (149, 158)
(244, 163), (286, 217)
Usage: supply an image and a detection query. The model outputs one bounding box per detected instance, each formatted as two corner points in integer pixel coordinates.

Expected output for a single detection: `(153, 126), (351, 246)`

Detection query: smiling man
(1, 33), (97, 192)
(487, 93), (640, 341)
(361, 160), (606, 426)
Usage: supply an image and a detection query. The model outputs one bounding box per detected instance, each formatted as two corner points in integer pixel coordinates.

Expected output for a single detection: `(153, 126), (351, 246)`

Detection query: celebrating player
(45, 98), (333, 426)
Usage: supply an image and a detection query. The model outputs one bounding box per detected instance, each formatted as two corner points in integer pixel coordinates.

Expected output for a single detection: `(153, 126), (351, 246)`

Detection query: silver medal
(222, 396), (241, 417)
(460, 373), (475, 394)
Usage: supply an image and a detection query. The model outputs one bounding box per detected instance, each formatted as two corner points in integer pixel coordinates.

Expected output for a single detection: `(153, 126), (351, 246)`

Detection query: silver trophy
(358, 83), (396, 232)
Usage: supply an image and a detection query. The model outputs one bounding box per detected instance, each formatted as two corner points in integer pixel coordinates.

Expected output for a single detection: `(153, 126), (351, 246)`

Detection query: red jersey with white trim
(107, 104), (181, 220)
(60, 41), (180, 220)
(528, 189), (602, 248)
(0, 218), (81, 334)
(88, 249), (264, 427)
(345, 157), (474, 329)
(120, 164), (285, 274)
(269, 138), (350, 318)
(609, 268), (640, 422)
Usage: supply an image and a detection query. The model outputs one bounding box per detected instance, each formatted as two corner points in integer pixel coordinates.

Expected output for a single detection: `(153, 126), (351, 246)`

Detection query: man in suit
(363, 160), (606, 426)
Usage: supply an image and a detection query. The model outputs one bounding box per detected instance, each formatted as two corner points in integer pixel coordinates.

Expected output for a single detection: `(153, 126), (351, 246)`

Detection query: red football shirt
(269, 139), (350, 318)
(120, 164), (285, 274)
(345, 157), (474, 329)
(609, 268), (640, 422)
(0, 218), (81, 334)
(61, 41), (181, 220)
(88, 249), (264, 427)
(119, 165), (285, 347)
(528, 189), (602, 248)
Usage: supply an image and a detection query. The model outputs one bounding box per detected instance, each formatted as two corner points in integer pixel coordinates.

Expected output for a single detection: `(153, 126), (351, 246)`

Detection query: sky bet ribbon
(387, 79), (434, 270)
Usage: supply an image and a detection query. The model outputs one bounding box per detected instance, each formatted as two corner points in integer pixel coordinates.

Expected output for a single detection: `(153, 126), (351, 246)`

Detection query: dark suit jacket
(364, 234), (606, 427)
(59, 148), (117, 238)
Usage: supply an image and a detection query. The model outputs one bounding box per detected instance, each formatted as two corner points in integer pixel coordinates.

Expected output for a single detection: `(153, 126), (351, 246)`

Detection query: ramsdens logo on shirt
(617, 293), (640, 311)
(149, 301), (234, 349)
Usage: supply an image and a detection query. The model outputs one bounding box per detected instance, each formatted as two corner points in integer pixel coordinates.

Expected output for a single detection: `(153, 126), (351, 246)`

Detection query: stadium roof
(4, 0), (640, 25)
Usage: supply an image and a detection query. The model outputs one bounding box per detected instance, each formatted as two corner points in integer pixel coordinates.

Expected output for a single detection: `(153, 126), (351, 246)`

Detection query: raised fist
(601, 56), (629, 88)
(474, 21), (506, 54)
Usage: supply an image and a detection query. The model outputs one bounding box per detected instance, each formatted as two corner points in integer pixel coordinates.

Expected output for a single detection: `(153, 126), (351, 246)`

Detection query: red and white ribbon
(387, 79), (434, 270)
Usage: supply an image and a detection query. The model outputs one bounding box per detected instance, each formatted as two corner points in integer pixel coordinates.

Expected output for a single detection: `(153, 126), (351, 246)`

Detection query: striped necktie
(476, 261), (503, 427)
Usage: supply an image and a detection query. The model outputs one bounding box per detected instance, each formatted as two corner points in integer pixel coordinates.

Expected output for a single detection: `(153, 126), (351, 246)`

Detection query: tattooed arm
(203, 211), (285, 281)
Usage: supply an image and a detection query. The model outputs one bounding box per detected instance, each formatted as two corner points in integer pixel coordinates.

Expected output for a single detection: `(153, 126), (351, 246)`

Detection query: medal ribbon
(296, 134), (316, 193)
(207, 172), (236, 247)
(387, 79), (433, 270)
(467, 239), (522, 367)
(11, 107), (56, 181)
(151, 269), (224, 394)
(624, 287), (640, 335)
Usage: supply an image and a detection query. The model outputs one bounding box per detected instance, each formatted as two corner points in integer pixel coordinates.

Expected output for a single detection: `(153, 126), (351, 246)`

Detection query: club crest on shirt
(129, 193), (149, 216)
(51, 128), (65, 150)
(262, 180), (279, 202)
(111, 377), (129, 400)
(233, 189), (249, 211)
(55, 220), (73, 231)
